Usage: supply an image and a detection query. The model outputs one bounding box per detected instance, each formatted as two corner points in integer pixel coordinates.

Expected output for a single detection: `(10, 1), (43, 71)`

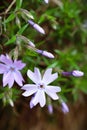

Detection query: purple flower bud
(28, 40), (35, 47)
(28, 20), (45, 34)
(44, 0), (49, 4)
(72, 70), (84, 77)
(48, 104), (53, 114)
(36, 49), (54, 58)
(61, 102), (69, 114)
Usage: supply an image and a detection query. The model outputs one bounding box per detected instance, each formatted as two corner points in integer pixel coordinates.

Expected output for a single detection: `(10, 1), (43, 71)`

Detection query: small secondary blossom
(28, 20), (45, 34)
(61, 102), (69, 114)
(36, 49), (54, 58)
(0, 54), (26, 88)
(22, 68), (61, 107)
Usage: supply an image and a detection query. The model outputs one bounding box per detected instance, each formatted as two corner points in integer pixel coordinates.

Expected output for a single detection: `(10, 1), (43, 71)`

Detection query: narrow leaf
(5, 35), (16, 45)
(16, 0), (23, 9)
(4, 13), (15, 24)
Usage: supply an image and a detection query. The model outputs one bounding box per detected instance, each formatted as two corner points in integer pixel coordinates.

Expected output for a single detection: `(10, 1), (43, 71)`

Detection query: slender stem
(0, 0), (16, 16)
(5, 0), (16, 14)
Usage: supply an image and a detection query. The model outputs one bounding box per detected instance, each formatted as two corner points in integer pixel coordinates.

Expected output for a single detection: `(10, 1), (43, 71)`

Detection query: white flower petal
(46, 85), (61, 93)
(31, 90), (46, 107)
(45, 89), (59, 100)
(43, 68), (58, 85)
(31, 92), (39, 106)
(3, 71), (14, 87)
(22, 88), (37, 97)
(22, 84), (38, 97)
(38, 90), (46, 107)
(34, 67), (41, 81)
(27, 70), (37, 84)
(13, 70), (24, 86)
(22, 84), (37, 90)
(27, 68), (41, 84)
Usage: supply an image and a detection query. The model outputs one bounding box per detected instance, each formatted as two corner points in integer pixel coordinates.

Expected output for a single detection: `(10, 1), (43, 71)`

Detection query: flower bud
(48, 104), (53, 114)
(72, 70), (84, 77)
(61, 102), (69, 114)
(36, 49), (54, 58)
(28, 20), (45, 34)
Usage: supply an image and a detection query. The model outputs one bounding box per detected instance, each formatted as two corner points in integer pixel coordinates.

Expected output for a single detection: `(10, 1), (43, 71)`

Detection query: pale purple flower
(28, 20), (45, 34)
(22, 68), (61, 107)
(72, 70), (84, 77)
(36, 49), (54, 58)
(0, 54), (26, 88)
(61, 102), (69, 114)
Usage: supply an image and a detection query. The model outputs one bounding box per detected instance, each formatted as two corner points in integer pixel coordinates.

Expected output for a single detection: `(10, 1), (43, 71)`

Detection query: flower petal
(43, 68), (58, 85)
(0, 63), (7, 73)
(31, 92), (39, 106)
(38, 90), (46, 107)
(22, 86), (37, 97)
(0, 54), (13, 65)
(45, 89), (59, 100)
(46, 85), (61, 93)
(22, 84), (37, 90)
(3, 71), (14, 87)
(27, 68), (41, 84)
(31, 90), (46, 107)
(14, 60), (26, 70)
(13, 70), (24, 86)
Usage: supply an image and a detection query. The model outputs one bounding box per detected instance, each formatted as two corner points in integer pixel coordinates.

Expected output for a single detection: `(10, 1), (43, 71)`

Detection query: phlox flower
(22, 68), (61, 107)
(0, 54), (26, 88)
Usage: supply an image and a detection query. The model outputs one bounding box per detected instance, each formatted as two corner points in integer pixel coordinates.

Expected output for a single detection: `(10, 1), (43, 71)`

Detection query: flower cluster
(0, 0), (84, 112)
(0, 54), (84, 110)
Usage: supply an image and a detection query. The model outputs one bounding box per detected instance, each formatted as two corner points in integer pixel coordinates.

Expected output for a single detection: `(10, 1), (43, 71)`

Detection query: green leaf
(17, 24), (28, 35)
(4, 13), (16, 24)
(16, 0), (23, 9)
(5, 35), (16, 45)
